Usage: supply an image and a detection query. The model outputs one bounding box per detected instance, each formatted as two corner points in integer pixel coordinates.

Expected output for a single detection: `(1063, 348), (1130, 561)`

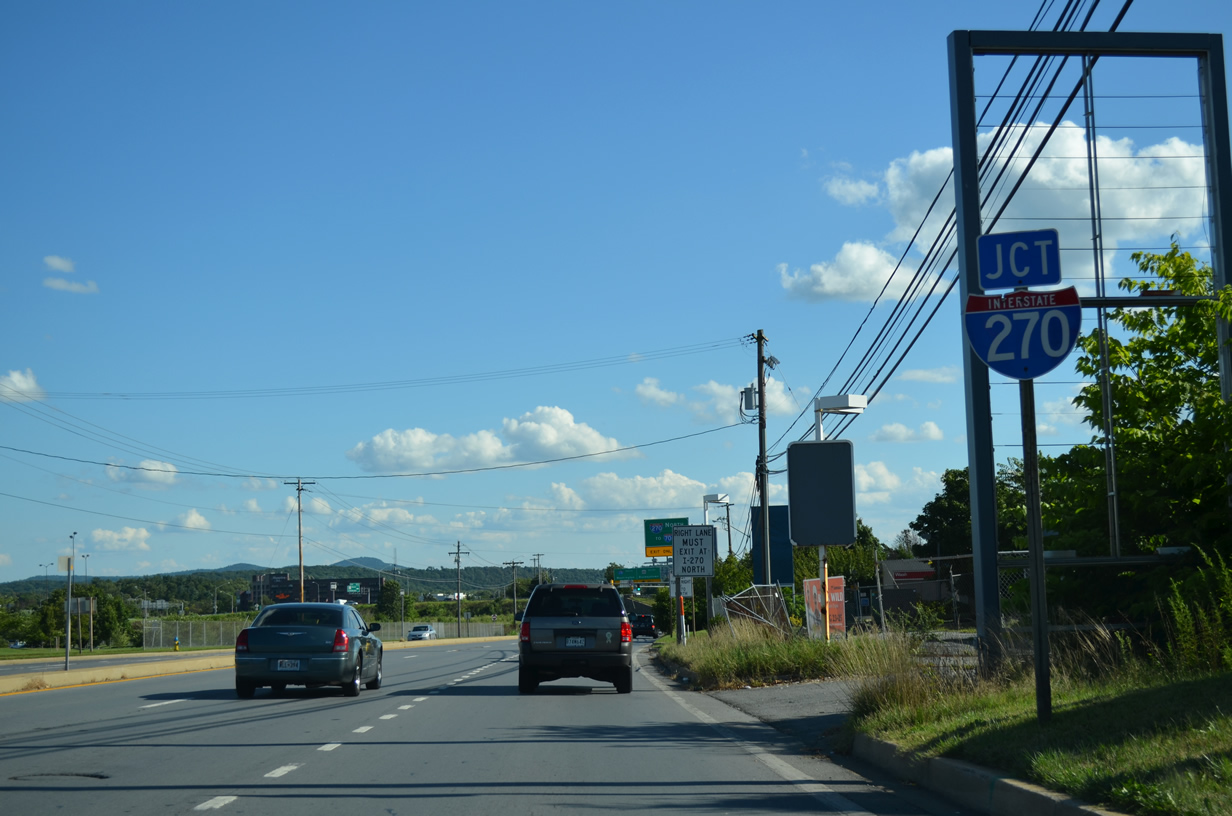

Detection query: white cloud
(577, 469), (706, 508)
(347, 406), (630, 473)
(177, 509), (211, 531)
(92, 527), (151, 551)
(783, 125), (1208, 305)
(106, 459), (179, 484)
(900, 366), (959, 384)
(549, 482), (585, 510)
(635, 377), (684, 407)
(43, 255), (75, 273)
(243, 498), (263, 513)
(870, 422), (944, 442)
(0, 369), (46, 401)
(825, 177), (880, 206)
(0, 553), (11, 567)
(43, 278), (99, 294)
(779, 242), (933, 302)
(243, 477), (279, 491)
(856, 461), (902, 492)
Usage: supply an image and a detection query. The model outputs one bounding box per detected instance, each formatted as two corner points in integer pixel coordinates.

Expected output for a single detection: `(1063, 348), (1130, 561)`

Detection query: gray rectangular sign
(787, 440), (857, 547)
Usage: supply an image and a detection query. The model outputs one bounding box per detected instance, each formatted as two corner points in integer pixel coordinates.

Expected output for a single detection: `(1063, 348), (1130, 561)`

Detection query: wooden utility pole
(452, 541), (469, 635)
(285, 479), (316, 601)
(756, 329), (772, 585)
(503, 560), (524, 616)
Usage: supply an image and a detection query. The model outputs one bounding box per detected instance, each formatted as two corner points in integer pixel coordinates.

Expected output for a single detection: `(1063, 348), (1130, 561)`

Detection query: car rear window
(255, 607), (343, 627)
(526, 588), (624, 617)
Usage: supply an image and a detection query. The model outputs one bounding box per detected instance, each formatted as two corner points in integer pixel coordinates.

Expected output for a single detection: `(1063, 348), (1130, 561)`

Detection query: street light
(80, 553), (89, 583)
(39, 562), (51, 584)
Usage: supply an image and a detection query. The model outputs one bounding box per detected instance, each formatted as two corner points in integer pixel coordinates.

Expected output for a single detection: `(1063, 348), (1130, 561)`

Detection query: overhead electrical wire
(27, 337), (748, 401)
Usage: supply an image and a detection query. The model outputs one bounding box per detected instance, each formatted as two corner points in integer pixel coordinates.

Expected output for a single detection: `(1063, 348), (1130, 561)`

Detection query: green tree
(909, 459), (1026, 557)
(376, 578), (402, 620)
(1045, 243), (1232, 557)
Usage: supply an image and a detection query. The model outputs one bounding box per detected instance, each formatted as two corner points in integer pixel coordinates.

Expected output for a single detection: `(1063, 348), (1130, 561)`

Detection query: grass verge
(659, 622), (1232, 816)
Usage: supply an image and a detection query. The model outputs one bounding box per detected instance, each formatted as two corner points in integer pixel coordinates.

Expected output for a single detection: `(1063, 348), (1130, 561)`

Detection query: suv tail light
(620, 621), (633, 643)
(519, 620), (531, 642)
(332, 629), (350, 653)
(235, 629), (249, 652)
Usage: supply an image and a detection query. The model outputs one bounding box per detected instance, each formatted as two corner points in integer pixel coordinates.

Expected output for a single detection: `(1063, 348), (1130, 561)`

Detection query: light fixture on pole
(813, 394), (867, 440)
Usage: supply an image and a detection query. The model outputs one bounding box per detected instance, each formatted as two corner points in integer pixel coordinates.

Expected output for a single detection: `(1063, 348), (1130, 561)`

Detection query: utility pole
(503, 560), (524, 616)
(452, 541), (469, 637)
(532, 553), (544, 585)
(65, 532), (76, 670)
(285, 479), (315, 601)
(756, 329), (773, 585)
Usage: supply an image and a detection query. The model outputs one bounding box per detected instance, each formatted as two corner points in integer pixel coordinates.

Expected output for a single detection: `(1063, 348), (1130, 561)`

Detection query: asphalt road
(0, 641), (973, 816)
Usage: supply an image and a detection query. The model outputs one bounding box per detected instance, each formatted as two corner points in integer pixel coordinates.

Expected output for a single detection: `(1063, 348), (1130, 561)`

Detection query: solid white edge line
(636, 652), (873, 816)
(140, 699), (187, 708)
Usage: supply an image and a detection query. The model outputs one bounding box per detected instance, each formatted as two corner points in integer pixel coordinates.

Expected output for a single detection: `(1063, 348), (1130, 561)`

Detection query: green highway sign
(347, 582), (360, 593)
(615, 566), (664, 581)
(643, 517), (689, 558)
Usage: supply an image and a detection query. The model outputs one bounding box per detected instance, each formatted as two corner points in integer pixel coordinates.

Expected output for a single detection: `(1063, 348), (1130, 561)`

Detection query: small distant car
(631, 614), (657, 638)
(406, 624), (437, 641)
(234, 602), (382, 698)
(518, 583), (633, 694)
(8, 641), (26, 649)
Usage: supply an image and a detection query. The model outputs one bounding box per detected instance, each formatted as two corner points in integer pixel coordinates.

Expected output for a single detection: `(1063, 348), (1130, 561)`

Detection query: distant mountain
(333, 557), (392, 571)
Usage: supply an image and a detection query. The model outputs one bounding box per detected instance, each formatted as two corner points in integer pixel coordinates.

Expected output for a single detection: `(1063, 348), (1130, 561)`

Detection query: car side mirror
(368, 622), (381, 632)
(514, 611), (523, 622)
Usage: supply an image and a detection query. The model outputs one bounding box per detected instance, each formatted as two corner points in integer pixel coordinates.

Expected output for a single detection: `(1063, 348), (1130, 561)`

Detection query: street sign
(964, 287), (1081, 380)
(670, 525), (715, 578)
(977, 228), (1061, 290)
(347, 582), (360, 593)
(670, 577), (694, 598)
(643, 517), (688, 558)
(787, 440), (857, 548)
(614, 566), (664, 582)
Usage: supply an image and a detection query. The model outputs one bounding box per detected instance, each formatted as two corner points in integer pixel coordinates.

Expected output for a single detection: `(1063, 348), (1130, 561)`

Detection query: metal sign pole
(1021, 378), (1052, 723)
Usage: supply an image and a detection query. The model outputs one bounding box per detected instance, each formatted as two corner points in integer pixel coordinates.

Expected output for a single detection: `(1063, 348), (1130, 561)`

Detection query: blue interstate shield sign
(964, 286), (1081, 380)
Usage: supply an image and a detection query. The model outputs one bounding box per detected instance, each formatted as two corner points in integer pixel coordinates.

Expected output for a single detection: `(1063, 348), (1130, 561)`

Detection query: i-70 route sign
(964, 286), (1081, 380)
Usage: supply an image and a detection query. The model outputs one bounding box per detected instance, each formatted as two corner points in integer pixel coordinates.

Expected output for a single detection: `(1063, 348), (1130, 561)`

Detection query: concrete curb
(851, 734), (1129, 816)
(0, 635), (516, 695)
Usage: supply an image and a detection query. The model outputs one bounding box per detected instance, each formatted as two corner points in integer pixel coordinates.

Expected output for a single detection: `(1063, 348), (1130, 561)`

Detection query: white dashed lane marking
(353, 726), (373, 733)
(380, 714), (397, 720)
(194, 796), (236, 810)
(414, 697), (428, 701)
(264, 765), (300, 778)
(140, 699), (187, 709)
(398, 705), (414, 710)
(318, 743), (342, 752)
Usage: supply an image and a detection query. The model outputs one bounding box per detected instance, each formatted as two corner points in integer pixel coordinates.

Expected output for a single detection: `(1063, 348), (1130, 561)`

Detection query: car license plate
(276, 659), (300, 671)
(565, 636), (586, 648)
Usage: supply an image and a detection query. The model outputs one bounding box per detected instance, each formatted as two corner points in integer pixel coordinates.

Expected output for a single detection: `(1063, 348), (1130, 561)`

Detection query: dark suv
(518, 583), (633, 694)
(631, 614), (657, 638)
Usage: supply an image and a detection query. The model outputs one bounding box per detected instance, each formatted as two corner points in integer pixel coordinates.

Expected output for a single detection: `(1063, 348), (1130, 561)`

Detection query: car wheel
(614, 665), (633, 694)
(344, 657), (362, 697)
(365, 654), (383, 690)
(518, 665), (538, 694)
(236, 679), (256, 699)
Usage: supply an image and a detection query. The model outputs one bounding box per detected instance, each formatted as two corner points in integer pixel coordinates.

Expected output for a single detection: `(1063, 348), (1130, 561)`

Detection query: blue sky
(3, 1), (1229, 582)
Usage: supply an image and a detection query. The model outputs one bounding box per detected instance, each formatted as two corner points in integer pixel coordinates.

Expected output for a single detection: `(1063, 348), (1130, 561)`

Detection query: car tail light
(235, 629), (249, 653)
(620, 621), (633, 643)
(332, 629), (350, 653)
(519, 620), (531, 642)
